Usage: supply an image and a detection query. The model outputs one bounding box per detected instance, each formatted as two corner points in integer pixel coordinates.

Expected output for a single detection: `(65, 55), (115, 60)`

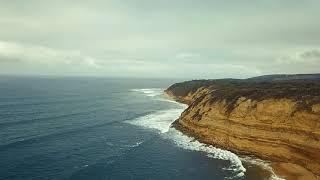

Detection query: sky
(0, 0), (319, 79)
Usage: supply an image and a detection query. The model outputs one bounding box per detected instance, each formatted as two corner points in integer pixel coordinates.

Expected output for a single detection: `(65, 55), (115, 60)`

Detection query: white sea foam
(127, 88), (185, 133)
(163, 128), (246, 178)
(241, 157), (285, 180)
(126, 108), (184, 133)
(128, 88), (283, 179)
(126, 89), (246, 178)
(131, 88), (163, 97)
(125, 141), (144, 148)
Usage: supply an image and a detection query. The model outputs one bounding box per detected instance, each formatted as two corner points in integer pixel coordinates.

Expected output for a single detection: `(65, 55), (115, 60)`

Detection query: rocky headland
(165, 74), (320, 179)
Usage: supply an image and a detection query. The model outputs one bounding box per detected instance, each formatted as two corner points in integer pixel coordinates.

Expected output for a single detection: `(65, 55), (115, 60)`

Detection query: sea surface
(0, 76), (275, 180)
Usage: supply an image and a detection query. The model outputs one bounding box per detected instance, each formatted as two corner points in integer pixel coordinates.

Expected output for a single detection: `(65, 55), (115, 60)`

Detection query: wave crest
(126, 109), (184, 133)
(126, 88), (246, 178)
(163, 128), (246, 178)
(130, 88), (163, 97)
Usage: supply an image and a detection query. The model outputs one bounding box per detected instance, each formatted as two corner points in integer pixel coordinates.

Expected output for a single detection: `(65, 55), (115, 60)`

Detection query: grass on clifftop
(167, 78), (320, 113)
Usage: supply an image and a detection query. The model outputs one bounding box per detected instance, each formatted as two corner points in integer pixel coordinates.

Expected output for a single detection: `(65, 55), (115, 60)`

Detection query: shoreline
(165, 92), (319, 180)
(170, 118), (278, 180)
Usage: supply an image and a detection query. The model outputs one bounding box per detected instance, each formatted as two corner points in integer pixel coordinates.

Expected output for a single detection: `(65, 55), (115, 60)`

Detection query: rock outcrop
(165, 78), (320, 176)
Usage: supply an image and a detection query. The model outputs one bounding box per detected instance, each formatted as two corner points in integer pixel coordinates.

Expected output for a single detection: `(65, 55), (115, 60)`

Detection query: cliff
(165, 77), (320, 178)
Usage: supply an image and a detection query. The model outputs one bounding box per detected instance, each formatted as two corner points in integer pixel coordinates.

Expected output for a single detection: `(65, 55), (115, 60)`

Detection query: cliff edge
(165, 76), (320, 178)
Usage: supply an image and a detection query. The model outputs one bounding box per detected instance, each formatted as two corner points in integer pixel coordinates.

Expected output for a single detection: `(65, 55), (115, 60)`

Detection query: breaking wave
(126, 88), (246, 179)
(127, 88), (288, 180)
(240, 157), (285, 180)
(130, 88), (163, 97)
(126, 108), (185, 133)
(163, 128), (246, 179)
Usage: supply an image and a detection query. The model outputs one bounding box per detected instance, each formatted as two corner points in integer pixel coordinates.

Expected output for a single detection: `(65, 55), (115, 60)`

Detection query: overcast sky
(0, 0), (319, 79)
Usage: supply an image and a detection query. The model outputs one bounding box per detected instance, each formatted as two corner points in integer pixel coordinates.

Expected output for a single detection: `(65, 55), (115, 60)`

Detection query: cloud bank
(0, 1), (319, 78)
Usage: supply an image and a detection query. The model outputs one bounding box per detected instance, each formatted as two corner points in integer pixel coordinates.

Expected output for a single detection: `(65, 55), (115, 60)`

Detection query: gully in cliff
(166, 74), (320, 180)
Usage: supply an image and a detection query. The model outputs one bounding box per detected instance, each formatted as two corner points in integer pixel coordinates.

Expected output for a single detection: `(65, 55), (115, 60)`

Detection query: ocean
(0, 76), (275, 180)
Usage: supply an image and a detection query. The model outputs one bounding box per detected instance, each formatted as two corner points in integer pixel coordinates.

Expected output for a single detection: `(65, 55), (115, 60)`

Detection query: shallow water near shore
(0, 77), (275, 180)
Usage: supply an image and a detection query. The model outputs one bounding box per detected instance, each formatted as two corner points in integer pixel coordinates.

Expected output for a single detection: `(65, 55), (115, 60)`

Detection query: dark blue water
(0, 76), (269, 180)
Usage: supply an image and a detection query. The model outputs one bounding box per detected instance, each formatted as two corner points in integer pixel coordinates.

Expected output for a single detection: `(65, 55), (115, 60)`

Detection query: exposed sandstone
(165, 79), (320, 177)
(271, 163), (318, 180)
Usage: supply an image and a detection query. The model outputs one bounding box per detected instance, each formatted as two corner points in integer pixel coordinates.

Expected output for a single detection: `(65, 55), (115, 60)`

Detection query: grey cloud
(300, 49), (320, 59)
(0, 41), (101, 68)
(0, 57), (22, 64)
(0, 1), (319, 78)
(276, 49), (320, 64)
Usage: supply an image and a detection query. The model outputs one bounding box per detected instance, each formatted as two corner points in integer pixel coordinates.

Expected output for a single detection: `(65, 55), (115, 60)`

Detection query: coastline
(165, 92), (319, 180)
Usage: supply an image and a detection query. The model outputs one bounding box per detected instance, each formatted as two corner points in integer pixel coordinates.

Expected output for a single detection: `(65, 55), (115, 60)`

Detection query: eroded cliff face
(166, 86), (320, 176)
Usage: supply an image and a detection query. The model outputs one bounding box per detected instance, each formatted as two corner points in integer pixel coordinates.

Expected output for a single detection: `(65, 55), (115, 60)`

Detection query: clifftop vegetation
(166, 74), (320, 112)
